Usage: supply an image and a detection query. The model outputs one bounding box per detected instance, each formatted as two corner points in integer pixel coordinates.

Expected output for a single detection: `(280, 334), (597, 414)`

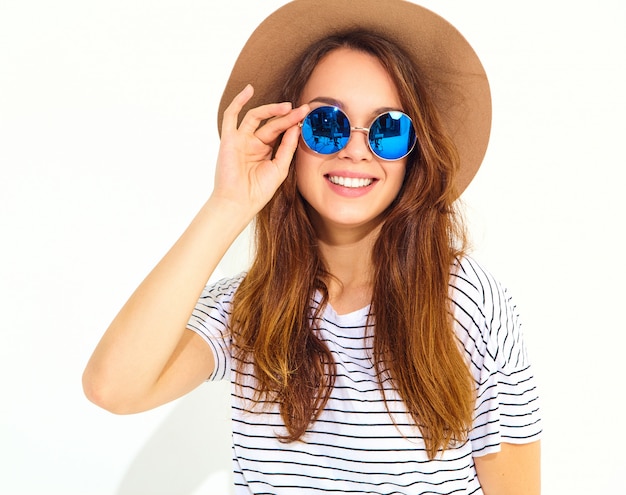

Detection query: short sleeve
(451, 257), (542, 457)
(186, 274), (244, 381)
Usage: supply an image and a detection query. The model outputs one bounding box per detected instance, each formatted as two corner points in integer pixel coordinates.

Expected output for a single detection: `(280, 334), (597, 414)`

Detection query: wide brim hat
(218, 0), (491, 195)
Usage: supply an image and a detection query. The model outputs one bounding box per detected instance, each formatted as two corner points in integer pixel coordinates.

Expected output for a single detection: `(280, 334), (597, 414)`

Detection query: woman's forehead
(299, 48), (402, 114)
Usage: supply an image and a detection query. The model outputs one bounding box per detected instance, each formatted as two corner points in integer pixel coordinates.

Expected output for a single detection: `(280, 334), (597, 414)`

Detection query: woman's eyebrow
(372, 106), (402, 115)
(307, 96), (343, 108)
(307, 97), (403, 117)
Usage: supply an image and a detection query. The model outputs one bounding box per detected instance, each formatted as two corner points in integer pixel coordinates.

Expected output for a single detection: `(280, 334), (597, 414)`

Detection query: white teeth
(328, 176), (373, 188)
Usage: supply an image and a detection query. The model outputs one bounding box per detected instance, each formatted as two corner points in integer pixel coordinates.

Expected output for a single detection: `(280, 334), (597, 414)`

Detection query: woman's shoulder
(450, 255), (508, 304)
(188, 273), (247, 334)
(195, 272), (247, 312)
(449, 255), (518, 330)
(203, 272), (247, 296)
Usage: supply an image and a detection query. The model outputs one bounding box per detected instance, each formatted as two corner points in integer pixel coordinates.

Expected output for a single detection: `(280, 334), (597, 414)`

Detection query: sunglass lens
(301, 106), (350, 154)
(369, 112), (416, 160)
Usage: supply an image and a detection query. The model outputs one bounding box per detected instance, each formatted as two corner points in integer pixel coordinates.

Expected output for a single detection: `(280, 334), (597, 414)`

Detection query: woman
(83, 1), (542, 493)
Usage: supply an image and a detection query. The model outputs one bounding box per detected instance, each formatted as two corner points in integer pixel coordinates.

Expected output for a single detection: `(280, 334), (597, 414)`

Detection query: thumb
(272, 124), (301, 171)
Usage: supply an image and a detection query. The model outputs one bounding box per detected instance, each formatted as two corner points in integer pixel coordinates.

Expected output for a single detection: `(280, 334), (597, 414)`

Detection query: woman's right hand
(212, 84), (309, 215)
(83, 85), (309, 414)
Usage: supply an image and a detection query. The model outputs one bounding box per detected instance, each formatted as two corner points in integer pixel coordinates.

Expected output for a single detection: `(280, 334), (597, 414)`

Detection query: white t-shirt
(187, 256), (542, 494)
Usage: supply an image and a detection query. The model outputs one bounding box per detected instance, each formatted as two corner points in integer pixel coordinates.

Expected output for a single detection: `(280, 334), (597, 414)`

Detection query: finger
(271, 106), (309, 167)
(254, 104), (310, 145)
(238, 101), (294, 136)
(221, 84), (254, 133)
(272, 124), (301, 169)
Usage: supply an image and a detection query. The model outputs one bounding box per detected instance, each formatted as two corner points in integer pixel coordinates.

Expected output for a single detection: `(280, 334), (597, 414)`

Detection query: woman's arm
(82, 86), (309, 414)
(82, 194), (251, 414)
(474, 441), (541, 495)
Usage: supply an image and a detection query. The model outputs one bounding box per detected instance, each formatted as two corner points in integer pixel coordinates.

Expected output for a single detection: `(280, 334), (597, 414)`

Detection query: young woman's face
(295, 48), (408, 237)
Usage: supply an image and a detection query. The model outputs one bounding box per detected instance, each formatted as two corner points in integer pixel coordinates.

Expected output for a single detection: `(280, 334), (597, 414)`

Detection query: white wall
(1, 1), (624, 493)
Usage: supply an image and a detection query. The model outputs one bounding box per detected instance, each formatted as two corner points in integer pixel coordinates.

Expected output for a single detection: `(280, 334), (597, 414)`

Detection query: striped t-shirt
(187, 256), (542, 494)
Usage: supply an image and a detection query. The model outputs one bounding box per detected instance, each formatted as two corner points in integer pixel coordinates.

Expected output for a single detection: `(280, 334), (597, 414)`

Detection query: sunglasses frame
(298, 105), (417, 161)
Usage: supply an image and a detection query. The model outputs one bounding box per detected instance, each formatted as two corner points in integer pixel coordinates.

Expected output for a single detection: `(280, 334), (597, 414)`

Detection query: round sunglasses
(299, 105), (417, 161)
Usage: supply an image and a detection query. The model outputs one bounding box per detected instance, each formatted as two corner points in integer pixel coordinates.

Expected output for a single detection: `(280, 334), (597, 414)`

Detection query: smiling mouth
(326, 175), (375, 188)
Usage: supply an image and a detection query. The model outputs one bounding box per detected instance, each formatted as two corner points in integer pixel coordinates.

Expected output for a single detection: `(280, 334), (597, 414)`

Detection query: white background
(1, 1), (624, 493)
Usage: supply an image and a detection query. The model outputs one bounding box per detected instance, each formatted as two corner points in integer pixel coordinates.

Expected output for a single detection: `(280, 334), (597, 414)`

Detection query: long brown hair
(231, 31), (474, 459)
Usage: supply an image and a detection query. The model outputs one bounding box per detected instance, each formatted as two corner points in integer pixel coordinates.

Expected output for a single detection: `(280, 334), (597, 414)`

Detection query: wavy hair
(230, 31), (475, 459)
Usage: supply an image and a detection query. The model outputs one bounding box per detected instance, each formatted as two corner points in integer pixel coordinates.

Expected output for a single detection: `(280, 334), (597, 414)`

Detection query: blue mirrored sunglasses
(299, 105), (417, 161)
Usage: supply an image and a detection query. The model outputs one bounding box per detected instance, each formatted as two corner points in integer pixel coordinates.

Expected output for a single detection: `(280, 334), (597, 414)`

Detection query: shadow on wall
(116, 381), (232, 495)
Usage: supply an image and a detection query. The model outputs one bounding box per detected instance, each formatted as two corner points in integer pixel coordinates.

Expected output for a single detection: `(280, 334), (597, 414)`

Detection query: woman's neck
(315, 223), (379, 315)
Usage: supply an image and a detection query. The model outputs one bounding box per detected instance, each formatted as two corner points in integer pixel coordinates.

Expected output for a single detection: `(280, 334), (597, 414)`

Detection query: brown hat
(218, 0), (491, 195)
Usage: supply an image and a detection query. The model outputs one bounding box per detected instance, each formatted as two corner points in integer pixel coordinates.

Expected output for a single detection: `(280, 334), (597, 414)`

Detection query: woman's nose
(337, 128), (373, 162)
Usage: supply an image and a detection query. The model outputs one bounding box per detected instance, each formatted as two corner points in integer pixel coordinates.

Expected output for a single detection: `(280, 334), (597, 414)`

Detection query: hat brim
(218, 0), (491, 196)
